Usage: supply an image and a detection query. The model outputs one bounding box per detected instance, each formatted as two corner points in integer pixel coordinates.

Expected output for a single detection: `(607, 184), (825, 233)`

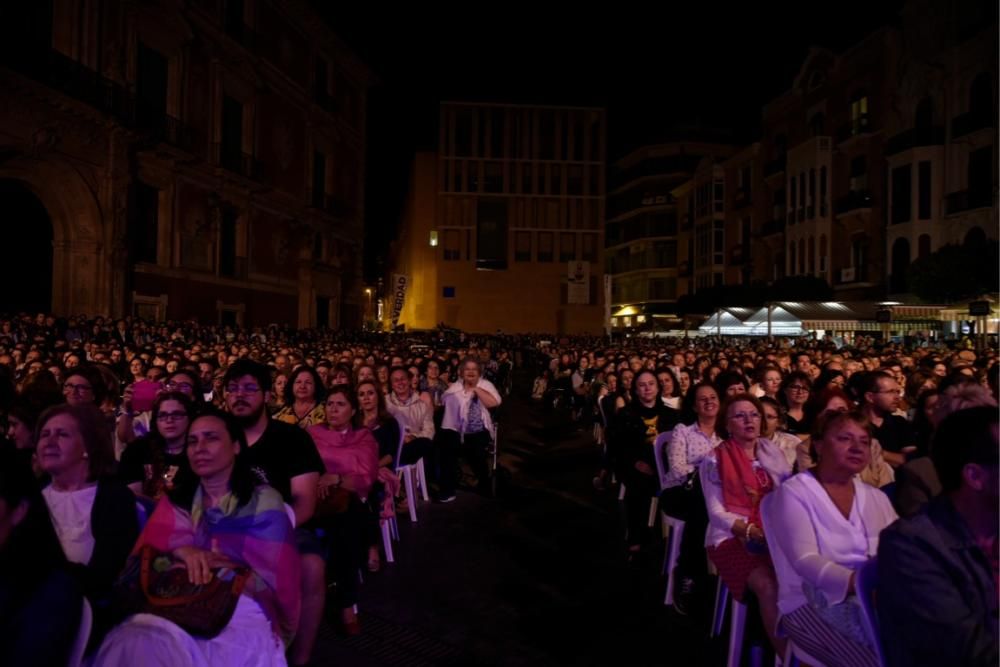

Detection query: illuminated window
(623, 316), (632, 327)
(636, 315), (646, 324)
(429, 231), (439, 247)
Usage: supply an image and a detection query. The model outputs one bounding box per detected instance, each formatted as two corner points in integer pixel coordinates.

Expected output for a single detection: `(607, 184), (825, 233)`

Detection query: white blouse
(765, 472), (898, 616)
(42, 484), (98, 565)
(664, 422), (722, 489)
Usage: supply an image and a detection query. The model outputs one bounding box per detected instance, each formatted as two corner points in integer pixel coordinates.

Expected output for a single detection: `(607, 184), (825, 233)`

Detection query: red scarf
(715, 439), (772, 530)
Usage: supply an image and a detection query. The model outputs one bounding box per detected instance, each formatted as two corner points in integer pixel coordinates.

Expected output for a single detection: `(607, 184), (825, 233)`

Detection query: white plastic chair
(645, 430), (673, 527)
(651, 430), (685, 605)
(394, 417), (429, 523)
(66, 597), (92, 667)
(380, 516), (396, 564)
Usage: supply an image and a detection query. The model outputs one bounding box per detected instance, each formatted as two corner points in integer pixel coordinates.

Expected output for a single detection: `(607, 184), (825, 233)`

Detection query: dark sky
(313, 2), (905, 280)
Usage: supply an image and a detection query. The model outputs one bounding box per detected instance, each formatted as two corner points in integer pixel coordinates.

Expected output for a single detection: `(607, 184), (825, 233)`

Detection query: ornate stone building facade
(0, 0), (371, 327)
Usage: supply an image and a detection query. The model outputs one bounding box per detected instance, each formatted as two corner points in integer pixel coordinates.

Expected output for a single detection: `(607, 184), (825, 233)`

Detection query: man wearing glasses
(862, 370), (914, 468)
(222, 359), (325, 667)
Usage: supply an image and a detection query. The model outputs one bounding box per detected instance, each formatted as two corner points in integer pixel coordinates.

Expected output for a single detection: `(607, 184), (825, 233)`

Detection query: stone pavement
(311, 376), (732, 666)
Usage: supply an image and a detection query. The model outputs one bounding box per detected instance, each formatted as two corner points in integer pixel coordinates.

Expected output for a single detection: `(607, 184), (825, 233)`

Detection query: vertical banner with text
(567, 261), (590, 305)
(390, 274), (409, 329)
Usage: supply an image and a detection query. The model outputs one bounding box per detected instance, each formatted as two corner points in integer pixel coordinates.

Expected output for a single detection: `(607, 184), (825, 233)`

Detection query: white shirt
(42, 484), (99, 565)
(386, 392), (435, 440)
(663, 422), (722, 489)
(765, 472), (898, 616)
(441, 378), (502, 439)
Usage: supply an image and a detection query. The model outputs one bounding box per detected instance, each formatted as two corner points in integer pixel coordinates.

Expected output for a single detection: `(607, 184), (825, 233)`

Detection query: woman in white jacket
(437, 357), (501, 502)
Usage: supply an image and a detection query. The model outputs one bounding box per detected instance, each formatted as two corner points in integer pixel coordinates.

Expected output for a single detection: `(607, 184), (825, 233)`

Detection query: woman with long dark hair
(95, 408), (299, 666)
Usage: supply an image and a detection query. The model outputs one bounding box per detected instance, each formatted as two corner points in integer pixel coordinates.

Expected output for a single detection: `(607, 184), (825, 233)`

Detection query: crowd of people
(533, 331), (998, 666)
(0, 313), (510, 667)
(0, 310), (997, 666)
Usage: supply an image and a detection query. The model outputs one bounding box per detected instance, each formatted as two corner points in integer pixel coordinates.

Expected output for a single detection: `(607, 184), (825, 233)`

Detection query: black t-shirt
(119, 435), (193, 498)
(243, 419), (324, 503)
(871, 414), (915, 454)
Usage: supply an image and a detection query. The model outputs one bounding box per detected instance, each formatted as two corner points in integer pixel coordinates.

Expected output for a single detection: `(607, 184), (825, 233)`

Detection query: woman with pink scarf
(306, 384), (378, 635)
(701, 394), (792, 657)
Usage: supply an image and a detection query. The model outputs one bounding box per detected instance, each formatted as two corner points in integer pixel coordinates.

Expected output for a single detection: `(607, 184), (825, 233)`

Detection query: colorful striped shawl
(134, 485), (301, 645)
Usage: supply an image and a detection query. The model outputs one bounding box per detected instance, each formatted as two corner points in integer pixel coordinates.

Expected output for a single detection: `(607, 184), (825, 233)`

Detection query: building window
(918, 161), (932, 219)
(891, 165), (912, 224)
(219, 95), (244, 173)
(476, 200), (508, 269)
(429, 230), (439, 247)
(714, 180), (724, 213)
(713, 220), (724, 265)
(819, 166), (828, 216)
(850, 92), (869, 134)
(789, 177), (797, 223)
(443, 286), (456, 298)
(850, 156), (867, 191)
(819, 235), (828, 273)
(537, 232), (553, 262)
(807, 236), (815, 275)
(649, 277), (677, 300)
(852, 237), (869, 281)
(128, 181), (159, 265)
(798, 238), (805, 274)
(789, 242), (796, 275)
(559, 233), (576, 262)
(581, 233), (597, 262)
(312, 151), (326, 208)
(969, 145), (994, 203)
(514, 231), (531, 262)
(915, 97), (934, 128)
(443, 229), (460, 261)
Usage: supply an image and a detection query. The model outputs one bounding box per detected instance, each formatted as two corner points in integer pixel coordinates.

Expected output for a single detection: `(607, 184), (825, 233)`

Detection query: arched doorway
(0, 179), (53, 313)
(891, 237), (911, 293)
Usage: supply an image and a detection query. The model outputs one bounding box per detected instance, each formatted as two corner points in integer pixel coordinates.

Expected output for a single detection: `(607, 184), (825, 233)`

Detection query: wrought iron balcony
(884, 126), (945, 155)
(834, 190), (874, 216)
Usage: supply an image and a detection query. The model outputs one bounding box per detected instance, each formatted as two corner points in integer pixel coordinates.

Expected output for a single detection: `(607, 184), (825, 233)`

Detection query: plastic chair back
(652, 430), (673, 491)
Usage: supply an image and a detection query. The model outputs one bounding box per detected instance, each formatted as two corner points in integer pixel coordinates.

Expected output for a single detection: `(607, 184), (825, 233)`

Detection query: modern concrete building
(390, 102), (607, 334)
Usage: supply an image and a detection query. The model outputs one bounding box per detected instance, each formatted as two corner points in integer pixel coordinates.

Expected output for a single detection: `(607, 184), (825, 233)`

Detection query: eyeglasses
(787, 385), (810, 392)
(226, 383), (261, 395)
(166, 381), (194, 391)
(729, 412), (761, 421)
(157, 411), (188, 422)
(63, 382), (93, 394)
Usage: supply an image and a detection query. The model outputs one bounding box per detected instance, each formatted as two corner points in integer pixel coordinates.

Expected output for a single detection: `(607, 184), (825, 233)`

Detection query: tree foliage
(907, 239), (999, 303)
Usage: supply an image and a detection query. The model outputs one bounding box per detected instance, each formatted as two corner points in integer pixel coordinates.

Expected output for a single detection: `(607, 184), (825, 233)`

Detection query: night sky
(313, 2), (905, 281)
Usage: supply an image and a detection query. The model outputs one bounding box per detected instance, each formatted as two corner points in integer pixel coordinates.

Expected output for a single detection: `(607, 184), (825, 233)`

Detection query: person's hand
(747, 524), (765, 543)
(635, 461), (654, 476)
(173, 546), (217, 585)
(317, 473), (341, 499)
(404, 433), (415, 444)
(122, 384), (134, 413)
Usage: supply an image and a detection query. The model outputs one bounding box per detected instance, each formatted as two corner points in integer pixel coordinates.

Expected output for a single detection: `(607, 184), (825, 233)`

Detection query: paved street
(313, 370), (730, 666)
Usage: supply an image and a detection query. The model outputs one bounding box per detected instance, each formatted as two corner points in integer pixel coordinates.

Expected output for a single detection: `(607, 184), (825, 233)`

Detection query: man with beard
(222, 360), (324, 667)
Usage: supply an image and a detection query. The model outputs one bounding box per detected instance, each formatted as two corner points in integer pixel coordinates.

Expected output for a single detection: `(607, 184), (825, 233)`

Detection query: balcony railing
(212, 143), (261, 180)
(834, 190), (874, 216)
(5, 47), (135, 123)
(945, 189), (994, 215)
(951, 111), (996, 139)
(884, 125), (945, 155)
(836, 113), (872, 143)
